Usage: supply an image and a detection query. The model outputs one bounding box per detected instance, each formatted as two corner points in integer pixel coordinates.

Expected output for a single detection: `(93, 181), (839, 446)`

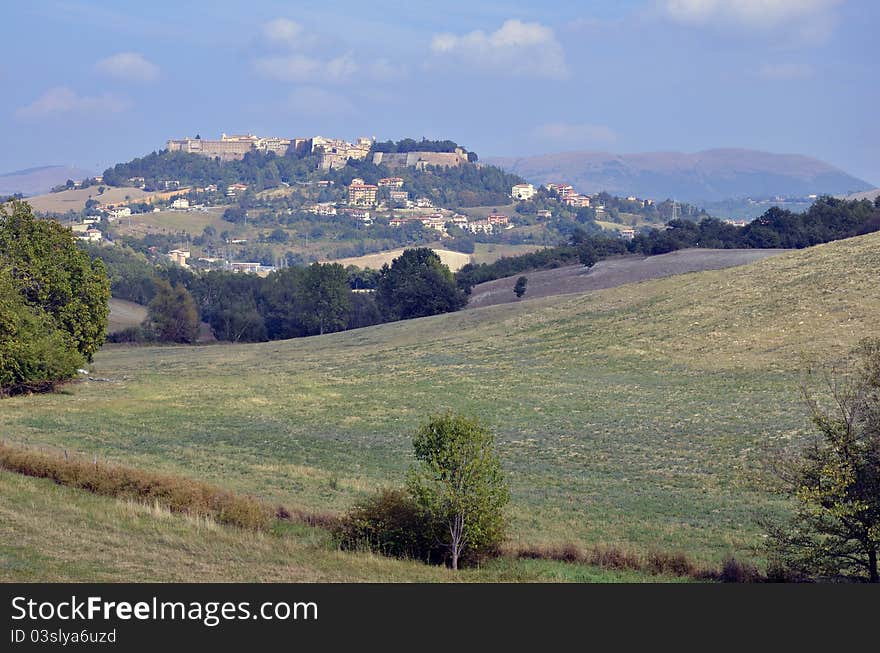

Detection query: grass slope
(107, 298), (148, 334)
(2, 233), (879, 572)
(0, 471), (671, 582)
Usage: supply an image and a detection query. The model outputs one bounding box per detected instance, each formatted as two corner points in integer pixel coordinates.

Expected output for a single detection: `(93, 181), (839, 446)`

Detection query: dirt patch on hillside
(466, 248), (786, 309)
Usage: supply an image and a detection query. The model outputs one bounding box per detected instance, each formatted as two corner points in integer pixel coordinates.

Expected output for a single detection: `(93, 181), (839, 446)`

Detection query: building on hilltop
(371, 149), (468, 170)
(166, 133), (309, 161)
(312, 136), (374, 170)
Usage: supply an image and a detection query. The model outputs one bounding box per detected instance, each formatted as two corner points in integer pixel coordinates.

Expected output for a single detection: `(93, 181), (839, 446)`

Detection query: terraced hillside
(2, 233), (879, 576)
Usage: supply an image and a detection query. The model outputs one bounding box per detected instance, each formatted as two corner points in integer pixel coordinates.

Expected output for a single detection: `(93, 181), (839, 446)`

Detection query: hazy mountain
(487, 148), (873, 203)
(846, 188), (880, 202)
(0, 165), (94, 197)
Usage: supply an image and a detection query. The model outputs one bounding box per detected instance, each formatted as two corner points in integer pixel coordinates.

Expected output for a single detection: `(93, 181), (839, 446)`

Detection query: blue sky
(2, 0), (877, 184)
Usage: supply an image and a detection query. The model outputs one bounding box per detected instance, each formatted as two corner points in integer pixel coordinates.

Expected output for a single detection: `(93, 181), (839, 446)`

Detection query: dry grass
(25, 187), (152, 214)
(326, 247), (473, 271)
(0, 442), (273, 531)
(107, 298), (148, 333)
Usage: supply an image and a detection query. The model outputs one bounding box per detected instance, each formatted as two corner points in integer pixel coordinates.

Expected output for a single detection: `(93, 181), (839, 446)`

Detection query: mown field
(2, 233), (879, 578)
(26, 186), (153, 214)
(107, 298), (148, 333)
(465, 248), (785, 309)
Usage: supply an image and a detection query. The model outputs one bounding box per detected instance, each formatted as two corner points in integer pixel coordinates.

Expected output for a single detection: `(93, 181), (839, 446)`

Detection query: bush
(333, 488), (443, 563)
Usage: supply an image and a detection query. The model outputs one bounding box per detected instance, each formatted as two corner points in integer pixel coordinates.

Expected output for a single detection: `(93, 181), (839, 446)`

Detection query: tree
(578, 242), (598, 268)
(764, 339), (880, 582)
(376, 248), (467, 321)
(144, 280), (200, 343)
(295, 263), (351, 336)
(514, 276), (527, 298)
(0, 200), (109, 361)
(407, 413), (509, 570)
(0, 270), (83, 397)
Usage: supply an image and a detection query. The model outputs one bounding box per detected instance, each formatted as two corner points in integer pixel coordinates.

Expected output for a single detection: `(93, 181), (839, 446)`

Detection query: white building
(108, 206), (131, 220)
(171, 198), (190, 210)
(511, 183), (536, 201)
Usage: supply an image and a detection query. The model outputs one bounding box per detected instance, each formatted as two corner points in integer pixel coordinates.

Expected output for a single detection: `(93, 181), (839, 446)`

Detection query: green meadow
(2, 232), (879, 577)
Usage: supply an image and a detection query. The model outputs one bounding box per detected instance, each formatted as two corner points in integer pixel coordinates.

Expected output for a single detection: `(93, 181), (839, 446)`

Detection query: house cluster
(544, 183), (592, 208)
(386, 212), (511, 235)
(71, 218), (104, 243)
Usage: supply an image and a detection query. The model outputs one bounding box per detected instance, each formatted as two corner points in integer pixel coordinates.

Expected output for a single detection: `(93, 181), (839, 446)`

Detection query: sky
(2, 0), (877, 185)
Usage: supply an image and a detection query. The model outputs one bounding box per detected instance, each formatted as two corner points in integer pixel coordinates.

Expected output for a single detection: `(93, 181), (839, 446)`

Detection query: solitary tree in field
(764, 339), (880, 582)
(514, 276), (527, 299)
(407, 413), (509, 570)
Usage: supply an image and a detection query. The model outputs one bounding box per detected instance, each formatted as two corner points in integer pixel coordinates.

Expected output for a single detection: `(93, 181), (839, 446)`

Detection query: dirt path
(466, 248), (786, 309)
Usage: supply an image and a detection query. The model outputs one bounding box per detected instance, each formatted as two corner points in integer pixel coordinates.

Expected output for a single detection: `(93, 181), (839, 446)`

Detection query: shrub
(718, 557), (761, 583)
(333, 488), (443, 563)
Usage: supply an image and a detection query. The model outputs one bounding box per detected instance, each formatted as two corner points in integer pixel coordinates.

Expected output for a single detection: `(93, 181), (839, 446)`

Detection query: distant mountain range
(487, 148), (874, 203)
(0, 165), (95, 197)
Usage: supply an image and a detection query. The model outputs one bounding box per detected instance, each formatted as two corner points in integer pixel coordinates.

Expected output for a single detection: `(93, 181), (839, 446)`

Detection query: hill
(487, 148), (873, 203)
(846, 188), (880, 202)
(0, 165), (94, 197)
(465, 248), (784, 309)
(3, 232), (880, 579)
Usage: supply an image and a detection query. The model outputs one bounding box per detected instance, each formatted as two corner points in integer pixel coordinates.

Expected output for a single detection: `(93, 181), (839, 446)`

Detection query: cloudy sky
(2, 0), (877, 184)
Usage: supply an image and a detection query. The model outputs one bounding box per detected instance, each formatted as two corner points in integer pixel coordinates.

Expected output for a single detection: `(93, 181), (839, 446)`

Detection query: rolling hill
(0, 165), (94, 197)
(487, 148), (873, 202)
(2, 232), (880, 580)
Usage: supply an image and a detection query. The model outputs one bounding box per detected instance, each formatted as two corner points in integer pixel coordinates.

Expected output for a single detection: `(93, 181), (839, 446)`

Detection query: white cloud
(659, 0), (844, 42)
(262, 18), (305, 47)
(15, 87), (132, 120)
(95, 52), (160, 82)
(253, 54), (357, 83)
(533, 122), (618, 148)
(287, 86), (355, 116)
(757, 62), (813, 80)
(430, 19), (568, 80)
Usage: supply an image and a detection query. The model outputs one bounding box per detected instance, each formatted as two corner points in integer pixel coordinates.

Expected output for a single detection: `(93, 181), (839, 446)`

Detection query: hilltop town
(30, 132), (715, 277)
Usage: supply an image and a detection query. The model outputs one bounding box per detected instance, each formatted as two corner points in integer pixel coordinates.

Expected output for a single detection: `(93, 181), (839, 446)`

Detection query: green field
(2, 233), (879, 578)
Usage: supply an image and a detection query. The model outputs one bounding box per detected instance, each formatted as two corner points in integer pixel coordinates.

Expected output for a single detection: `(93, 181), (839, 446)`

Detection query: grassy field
(26, 187), (153, 214)
(326, 247), (473, 272)
(470, 242), (548, 264)
(466, 249), (784, 309)
(2, 233), (879, 577)
(111, 207), (228, 238)
(0, 471), (676, 582)
(107, 298), (148, 333)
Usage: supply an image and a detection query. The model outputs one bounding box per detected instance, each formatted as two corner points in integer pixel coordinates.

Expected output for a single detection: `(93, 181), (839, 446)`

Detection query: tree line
(96, 247), (467, 344)
(457, 196), (880, 291)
